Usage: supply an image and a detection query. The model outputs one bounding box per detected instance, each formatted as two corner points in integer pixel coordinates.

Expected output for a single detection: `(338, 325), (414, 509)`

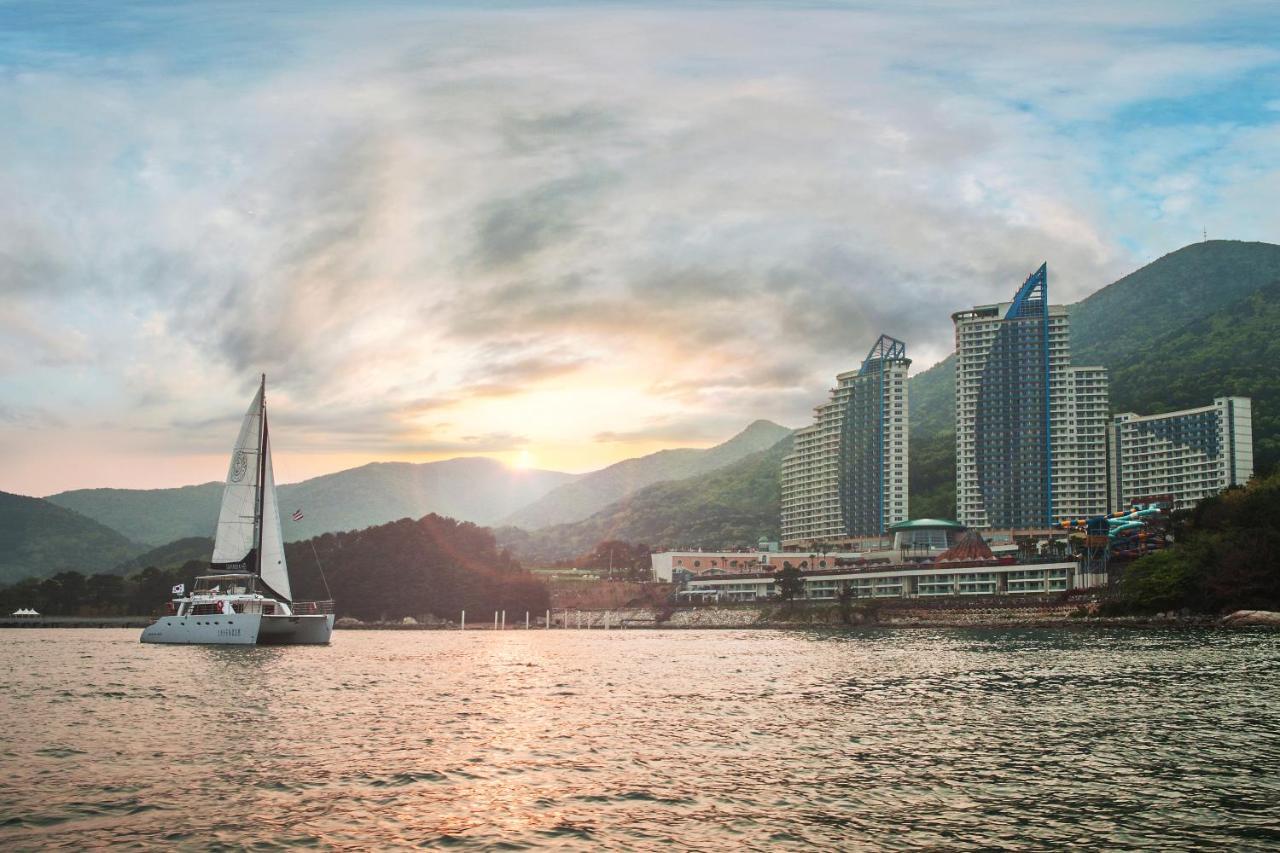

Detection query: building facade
(648, 551), (767, 583)
(781, 335), (910, 546)
(1109, 397), (1254, 512)
(683, 560), (1084, 602)
(953, 264), (1109, 529)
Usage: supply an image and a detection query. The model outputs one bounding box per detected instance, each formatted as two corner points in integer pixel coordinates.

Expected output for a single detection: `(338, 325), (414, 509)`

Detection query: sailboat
(141, 376), (335, 645)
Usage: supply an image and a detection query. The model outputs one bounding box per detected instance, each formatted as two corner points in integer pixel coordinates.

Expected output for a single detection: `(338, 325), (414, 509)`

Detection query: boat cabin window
(194, 574), (256, 595)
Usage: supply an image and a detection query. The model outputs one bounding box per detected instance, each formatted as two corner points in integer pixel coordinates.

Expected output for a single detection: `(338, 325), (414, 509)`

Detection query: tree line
(1107, 470), (1280, 614)
(2, 513), (550, 621)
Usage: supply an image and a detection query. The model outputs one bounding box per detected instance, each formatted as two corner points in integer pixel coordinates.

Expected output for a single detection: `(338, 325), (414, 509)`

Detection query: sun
(514, 449), (535, 470)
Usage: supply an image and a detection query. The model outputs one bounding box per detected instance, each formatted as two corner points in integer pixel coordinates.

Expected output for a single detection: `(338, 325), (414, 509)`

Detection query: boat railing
(291, 600), (336, 615)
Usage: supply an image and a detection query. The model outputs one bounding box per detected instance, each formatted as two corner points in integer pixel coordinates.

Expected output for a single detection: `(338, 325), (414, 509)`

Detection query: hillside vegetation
(498, 435), (792, 562)
(47, 483), (223, 547)
(1108, 279), (1280, 472)
(111, 537), (214, 575)
(1107, 470), (1280, 614)
(1, 512), (549, 621)
(0, 492), (143, 584)
(503, 420), (792, 529)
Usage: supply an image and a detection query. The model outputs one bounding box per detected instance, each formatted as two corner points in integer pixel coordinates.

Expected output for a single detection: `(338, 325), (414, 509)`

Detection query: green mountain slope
(47, 458), (576, 547)
(111, 536), (215, 574)
(1109, 279), (1280, 471)
(47, 483), (223, 547)
(498, 435), (793, 562)
(1072, 240), (1280, 367)
(0, 491), (143, 584)
(908, 240), (1280, 517)
(284, 515), (549, 622)
(503, 420), (793, 530)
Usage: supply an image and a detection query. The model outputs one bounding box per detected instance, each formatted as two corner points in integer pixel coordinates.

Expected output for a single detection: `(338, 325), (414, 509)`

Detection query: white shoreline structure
(141, 376), (334, 645)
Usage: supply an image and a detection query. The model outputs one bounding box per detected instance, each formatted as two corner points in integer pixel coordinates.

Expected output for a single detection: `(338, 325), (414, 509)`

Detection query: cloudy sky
(2, 1), (1278, 495)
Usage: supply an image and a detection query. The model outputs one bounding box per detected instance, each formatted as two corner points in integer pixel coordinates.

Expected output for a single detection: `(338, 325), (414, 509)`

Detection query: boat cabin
(174, 573), (287, 617)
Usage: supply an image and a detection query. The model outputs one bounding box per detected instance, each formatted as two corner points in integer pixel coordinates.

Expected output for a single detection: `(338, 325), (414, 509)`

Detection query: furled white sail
(211, 385), (263, 565)
(258, 429), (292, 602)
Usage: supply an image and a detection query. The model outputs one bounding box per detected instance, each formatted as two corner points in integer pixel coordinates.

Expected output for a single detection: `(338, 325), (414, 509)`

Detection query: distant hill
(111, 536), (214, 574)
(503, 420), (793, 530)
(0, 491), (143, 584)
(498, 435), (793, 563)
(47, 483), (223, 547)
(908, 240), (1280, 517)
(47, 458), (577, 547)
(278, 458), (576, 541)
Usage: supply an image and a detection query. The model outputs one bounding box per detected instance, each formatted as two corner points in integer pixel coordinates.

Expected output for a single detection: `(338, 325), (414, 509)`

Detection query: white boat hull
(140, 612), (333, 645)
(258, 613), (334, 644)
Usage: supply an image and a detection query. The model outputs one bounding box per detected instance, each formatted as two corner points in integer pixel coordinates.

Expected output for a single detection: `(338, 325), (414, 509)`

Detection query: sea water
(1, 627), (1278, 849)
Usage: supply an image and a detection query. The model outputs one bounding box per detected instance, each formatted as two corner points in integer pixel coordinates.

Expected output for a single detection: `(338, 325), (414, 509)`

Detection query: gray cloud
(472, 171), (619, 269)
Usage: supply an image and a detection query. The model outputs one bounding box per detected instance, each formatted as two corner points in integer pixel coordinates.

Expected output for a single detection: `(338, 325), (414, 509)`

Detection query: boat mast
(253, 373), (267, 578)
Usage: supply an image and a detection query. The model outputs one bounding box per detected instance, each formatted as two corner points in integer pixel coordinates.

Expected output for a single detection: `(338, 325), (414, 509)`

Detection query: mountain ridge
(497, 434), (794, 563)
(501, 419), (794, 530)
(47, 457), (577, 547)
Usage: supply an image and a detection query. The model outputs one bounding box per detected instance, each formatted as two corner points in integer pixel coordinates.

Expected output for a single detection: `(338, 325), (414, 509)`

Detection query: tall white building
(1109, 397), (1253, 512)
(781, 335), (909, 546)
(953, 264), (1109, 529)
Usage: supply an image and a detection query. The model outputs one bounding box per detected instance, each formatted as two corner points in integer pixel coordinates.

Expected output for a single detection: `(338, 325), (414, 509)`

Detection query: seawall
(0, 616), (152, 629)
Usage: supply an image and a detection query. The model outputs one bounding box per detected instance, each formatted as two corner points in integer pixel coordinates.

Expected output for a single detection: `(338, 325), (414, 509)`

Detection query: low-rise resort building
(660, 519), (1101, 603)
(676, 527), (1088, 602)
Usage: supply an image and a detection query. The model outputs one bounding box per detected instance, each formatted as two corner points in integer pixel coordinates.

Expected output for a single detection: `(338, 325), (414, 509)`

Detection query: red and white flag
(292, 508), (304, 521)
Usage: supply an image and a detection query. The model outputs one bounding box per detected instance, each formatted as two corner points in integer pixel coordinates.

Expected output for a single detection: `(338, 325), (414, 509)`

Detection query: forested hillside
(111, 537), (214, 575)
(1108, 469), (1280, 614)
(1108, 280), (1280, 471)
(47, 483), (222, 548)
(503, 420), (792, 530)
(497, 435), (792, 563)
(0, 492), (142, 584)
(1, 513), (548, 621)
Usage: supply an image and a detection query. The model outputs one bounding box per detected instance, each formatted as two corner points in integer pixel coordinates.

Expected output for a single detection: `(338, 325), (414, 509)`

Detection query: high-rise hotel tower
(953, 265), (1109, 529)
(781, 334), (910, 546)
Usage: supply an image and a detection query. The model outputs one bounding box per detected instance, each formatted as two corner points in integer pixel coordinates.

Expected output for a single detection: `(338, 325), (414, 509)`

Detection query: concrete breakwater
(336, 601), (1161, 631)
(0, 616), (152, 629)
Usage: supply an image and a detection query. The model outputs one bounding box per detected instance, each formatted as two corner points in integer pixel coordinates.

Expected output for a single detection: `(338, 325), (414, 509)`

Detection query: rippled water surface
(2, 627), (1279, 850)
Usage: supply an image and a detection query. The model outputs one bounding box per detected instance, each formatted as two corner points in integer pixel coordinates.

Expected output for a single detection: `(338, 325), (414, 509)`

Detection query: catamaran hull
(140, 613), (333, 645)
(258, 614), (334, 644)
